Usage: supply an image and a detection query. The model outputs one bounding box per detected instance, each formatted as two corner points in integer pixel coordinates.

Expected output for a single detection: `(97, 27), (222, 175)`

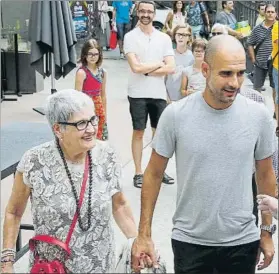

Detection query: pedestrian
(215, 1), (243, 39)
(164, 1), (187, 38)
(210, 23), (228, 37)
(98, 1), (111, 51)
(0, 90), (137, 274)
(257, 194), (278, 220)
(131, 35), (277, 274)
(186, 0), (210, 39)
(240, 88), (278, 225)
(247, 4), (277, 95)
(180, 38), (207, 97)
(75, 39), (107, 141)
(166, 24), (194, 102)
(256, 2), (267, 26)
(111, 0), (133, 59)
(272, 20), (279, 135)
(123, 0), (175, 188)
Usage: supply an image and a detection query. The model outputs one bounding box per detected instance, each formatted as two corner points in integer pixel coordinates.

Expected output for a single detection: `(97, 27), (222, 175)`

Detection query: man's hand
(257, 194), (278, 218)
(131, 236), (158, 273)
(236, 32), (244, 39)
(257, 233), (275, 271)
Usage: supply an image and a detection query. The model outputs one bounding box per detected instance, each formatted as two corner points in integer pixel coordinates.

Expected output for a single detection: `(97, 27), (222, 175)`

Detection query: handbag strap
(29, 154), (89, 255)
(65, 154), (89, 245)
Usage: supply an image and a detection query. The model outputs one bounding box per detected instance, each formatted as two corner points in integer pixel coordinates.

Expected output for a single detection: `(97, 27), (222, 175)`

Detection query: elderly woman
(1, 90), (137, 273)
(210, 23), (228, 37)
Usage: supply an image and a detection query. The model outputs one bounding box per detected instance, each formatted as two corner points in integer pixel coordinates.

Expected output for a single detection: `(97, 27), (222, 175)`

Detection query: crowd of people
(1, 1), (279, 273)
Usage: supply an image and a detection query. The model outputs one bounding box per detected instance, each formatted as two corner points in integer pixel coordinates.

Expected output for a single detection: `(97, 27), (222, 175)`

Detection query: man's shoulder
(125, 27), (139, 39)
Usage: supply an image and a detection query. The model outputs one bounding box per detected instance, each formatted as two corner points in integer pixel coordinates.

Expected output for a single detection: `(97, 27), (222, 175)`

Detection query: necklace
(57, 142), (93, 232)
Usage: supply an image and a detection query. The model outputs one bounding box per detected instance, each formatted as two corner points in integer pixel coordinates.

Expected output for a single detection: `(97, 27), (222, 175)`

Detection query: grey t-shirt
(216, 10), (237, 30)
(152, 91), (275, 246)
(183, 65), (206, 94)
(166, 50), (194, 101)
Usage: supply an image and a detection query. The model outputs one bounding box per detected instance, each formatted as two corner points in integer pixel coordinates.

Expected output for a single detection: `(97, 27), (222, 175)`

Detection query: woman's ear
(53, 123), (64, 140)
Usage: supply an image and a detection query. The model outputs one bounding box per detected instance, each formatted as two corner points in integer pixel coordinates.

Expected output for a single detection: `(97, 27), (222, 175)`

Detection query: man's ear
(53, 123), (64, 140)
(201, 61), (210, 78)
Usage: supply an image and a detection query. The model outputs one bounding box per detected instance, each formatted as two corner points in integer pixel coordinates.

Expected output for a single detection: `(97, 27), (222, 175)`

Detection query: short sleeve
(215, 12), (227, 25)
(17, 150), (33, 188)
(105, 145), (122, 197)
(199, 2), (207, 13)
(163, 34), (175, 57)
(182, 66), (192, 77)
(152, 104), (176, 158)
(124, 32), (134, 54)
(254, 107), (276, 161)
(247, 27), (258, 46)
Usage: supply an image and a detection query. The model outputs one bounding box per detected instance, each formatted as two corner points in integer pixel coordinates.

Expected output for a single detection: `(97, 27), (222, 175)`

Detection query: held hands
(131, 236), (158, 273)
(257, 194), (278, 219)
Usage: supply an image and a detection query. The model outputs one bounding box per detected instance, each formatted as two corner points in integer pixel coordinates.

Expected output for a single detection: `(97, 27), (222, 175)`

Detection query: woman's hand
(1, 262), (14, 274)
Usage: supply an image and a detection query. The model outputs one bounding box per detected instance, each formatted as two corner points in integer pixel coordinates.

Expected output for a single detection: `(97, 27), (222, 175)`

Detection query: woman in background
(99, 1), (111, 50)
(75, 39), (107, 140)
(166, 24), (194, 102)
(164, 1), (187, 37)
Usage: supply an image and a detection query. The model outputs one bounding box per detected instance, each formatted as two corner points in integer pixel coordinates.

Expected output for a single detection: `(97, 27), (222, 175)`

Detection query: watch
(144, 73), (149, 76)
(260, 224), (277, 235)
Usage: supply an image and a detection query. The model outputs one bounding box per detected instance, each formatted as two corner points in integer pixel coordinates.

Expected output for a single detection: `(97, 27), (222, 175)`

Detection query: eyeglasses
(138, 9), (154, 15)
(87, 53), (99, 58)
(58, 116), (99, 131)
(176, 33), (191, 38)
(211, 32), (223, 36)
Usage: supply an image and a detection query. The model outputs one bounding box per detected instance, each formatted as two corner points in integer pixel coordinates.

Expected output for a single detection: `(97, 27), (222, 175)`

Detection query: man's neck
(264, 20), (275, 28)
(224, 9), (231, 14)
(139, 24), (154, 35)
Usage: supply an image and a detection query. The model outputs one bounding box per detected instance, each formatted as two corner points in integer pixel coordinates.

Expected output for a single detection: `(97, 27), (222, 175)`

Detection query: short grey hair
(211, 23), (228, 35)
(45, 89), (94, 128)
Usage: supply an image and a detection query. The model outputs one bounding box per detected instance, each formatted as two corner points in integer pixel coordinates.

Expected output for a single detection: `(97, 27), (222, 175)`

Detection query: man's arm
(138, 150), (169, 237)
(148, 55), (175, 76)
(248, 45), (256, 64)
(126, 53), (164, 74)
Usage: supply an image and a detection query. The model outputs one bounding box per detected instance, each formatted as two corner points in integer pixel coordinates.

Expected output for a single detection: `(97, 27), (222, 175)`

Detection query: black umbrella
(29, 0), (77, 114)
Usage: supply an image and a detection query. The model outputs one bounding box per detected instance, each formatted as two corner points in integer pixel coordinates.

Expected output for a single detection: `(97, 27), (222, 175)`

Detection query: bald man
(131, 35), (277, 274)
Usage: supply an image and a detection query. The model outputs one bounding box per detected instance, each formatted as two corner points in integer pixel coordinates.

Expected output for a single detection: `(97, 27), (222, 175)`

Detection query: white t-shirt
(124, 27), (174, 100)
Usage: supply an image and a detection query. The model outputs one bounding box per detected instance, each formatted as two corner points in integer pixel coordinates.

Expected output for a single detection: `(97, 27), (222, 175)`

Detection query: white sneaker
(120, 53), (125, 59)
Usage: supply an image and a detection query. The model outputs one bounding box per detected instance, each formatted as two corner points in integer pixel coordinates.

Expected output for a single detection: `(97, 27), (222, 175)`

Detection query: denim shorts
(273, 67), (279, 104)
(116, 23), (130, 41)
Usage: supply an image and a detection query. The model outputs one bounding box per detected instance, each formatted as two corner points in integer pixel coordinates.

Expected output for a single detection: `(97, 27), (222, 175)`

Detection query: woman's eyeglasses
(87, 53), (99, 58)
(176, 33), (191, 38)
(211, 32), (223, 36)
(58, 116), (99, 131)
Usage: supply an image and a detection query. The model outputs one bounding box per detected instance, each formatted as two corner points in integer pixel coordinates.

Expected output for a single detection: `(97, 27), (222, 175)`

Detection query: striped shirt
(247, 23), (273, 69)
(240, 88), (278, 182)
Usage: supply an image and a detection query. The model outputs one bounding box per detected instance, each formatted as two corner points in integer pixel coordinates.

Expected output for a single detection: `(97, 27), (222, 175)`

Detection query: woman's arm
(75, 69), (86, 91)
(164, 11), (173, 32)
(101, 70), (107, 118)
(180, 73), (188, 97)
(2, 172), (31, 271)
(112, 192), (137, 239)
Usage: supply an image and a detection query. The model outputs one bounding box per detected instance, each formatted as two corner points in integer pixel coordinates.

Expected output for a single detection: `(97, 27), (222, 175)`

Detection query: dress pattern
(17, 140), (122, 273)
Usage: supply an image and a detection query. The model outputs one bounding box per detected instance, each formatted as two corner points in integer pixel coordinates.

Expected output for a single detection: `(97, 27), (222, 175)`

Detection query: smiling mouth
(82, 135), (94, 141)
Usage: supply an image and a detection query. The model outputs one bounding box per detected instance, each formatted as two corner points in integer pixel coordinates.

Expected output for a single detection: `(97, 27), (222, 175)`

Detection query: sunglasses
(211, 32), (223, 36)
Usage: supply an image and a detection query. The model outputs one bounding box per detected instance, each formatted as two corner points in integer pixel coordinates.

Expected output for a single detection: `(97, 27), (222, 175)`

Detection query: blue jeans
(116, 22), (130, 41)
(273, 67), (278, 104)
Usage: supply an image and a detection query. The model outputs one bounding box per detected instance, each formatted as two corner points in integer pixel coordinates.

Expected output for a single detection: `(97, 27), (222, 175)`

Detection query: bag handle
(29, 155), (89, 255)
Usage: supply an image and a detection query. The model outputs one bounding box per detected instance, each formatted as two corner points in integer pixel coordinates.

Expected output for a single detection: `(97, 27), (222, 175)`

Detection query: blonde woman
(166, 24), (194, 102)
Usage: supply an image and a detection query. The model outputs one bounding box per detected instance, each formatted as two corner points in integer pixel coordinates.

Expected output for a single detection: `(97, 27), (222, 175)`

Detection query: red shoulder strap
(29, 155), (90, 254)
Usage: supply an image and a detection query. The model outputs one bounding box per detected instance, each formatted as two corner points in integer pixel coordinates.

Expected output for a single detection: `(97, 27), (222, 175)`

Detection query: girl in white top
(181, 38), (207, 97)
(164, 1), (187, 37)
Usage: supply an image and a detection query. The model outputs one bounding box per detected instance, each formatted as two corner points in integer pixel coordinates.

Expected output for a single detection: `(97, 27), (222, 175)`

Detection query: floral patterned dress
(17, 140), (122, 273)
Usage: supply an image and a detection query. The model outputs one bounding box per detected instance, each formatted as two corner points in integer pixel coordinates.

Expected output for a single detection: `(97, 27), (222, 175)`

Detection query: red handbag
(29, 156), (89, 274)
(109, 31), (118, 50)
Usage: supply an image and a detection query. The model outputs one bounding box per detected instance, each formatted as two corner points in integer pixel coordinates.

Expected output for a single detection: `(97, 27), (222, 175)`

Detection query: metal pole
(14, 33), (22, 97)
(51, 53), (56, 94)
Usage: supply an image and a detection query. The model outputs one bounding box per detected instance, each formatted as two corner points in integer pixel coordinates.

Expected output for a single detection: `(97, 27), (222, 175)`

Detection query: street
(1, 56), (278, 273)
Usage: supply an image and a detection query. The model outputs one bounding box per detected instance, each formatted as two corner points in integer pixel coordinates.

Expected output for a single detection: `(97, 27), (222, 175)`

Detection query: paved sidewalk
(1, 58), (278, 273)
